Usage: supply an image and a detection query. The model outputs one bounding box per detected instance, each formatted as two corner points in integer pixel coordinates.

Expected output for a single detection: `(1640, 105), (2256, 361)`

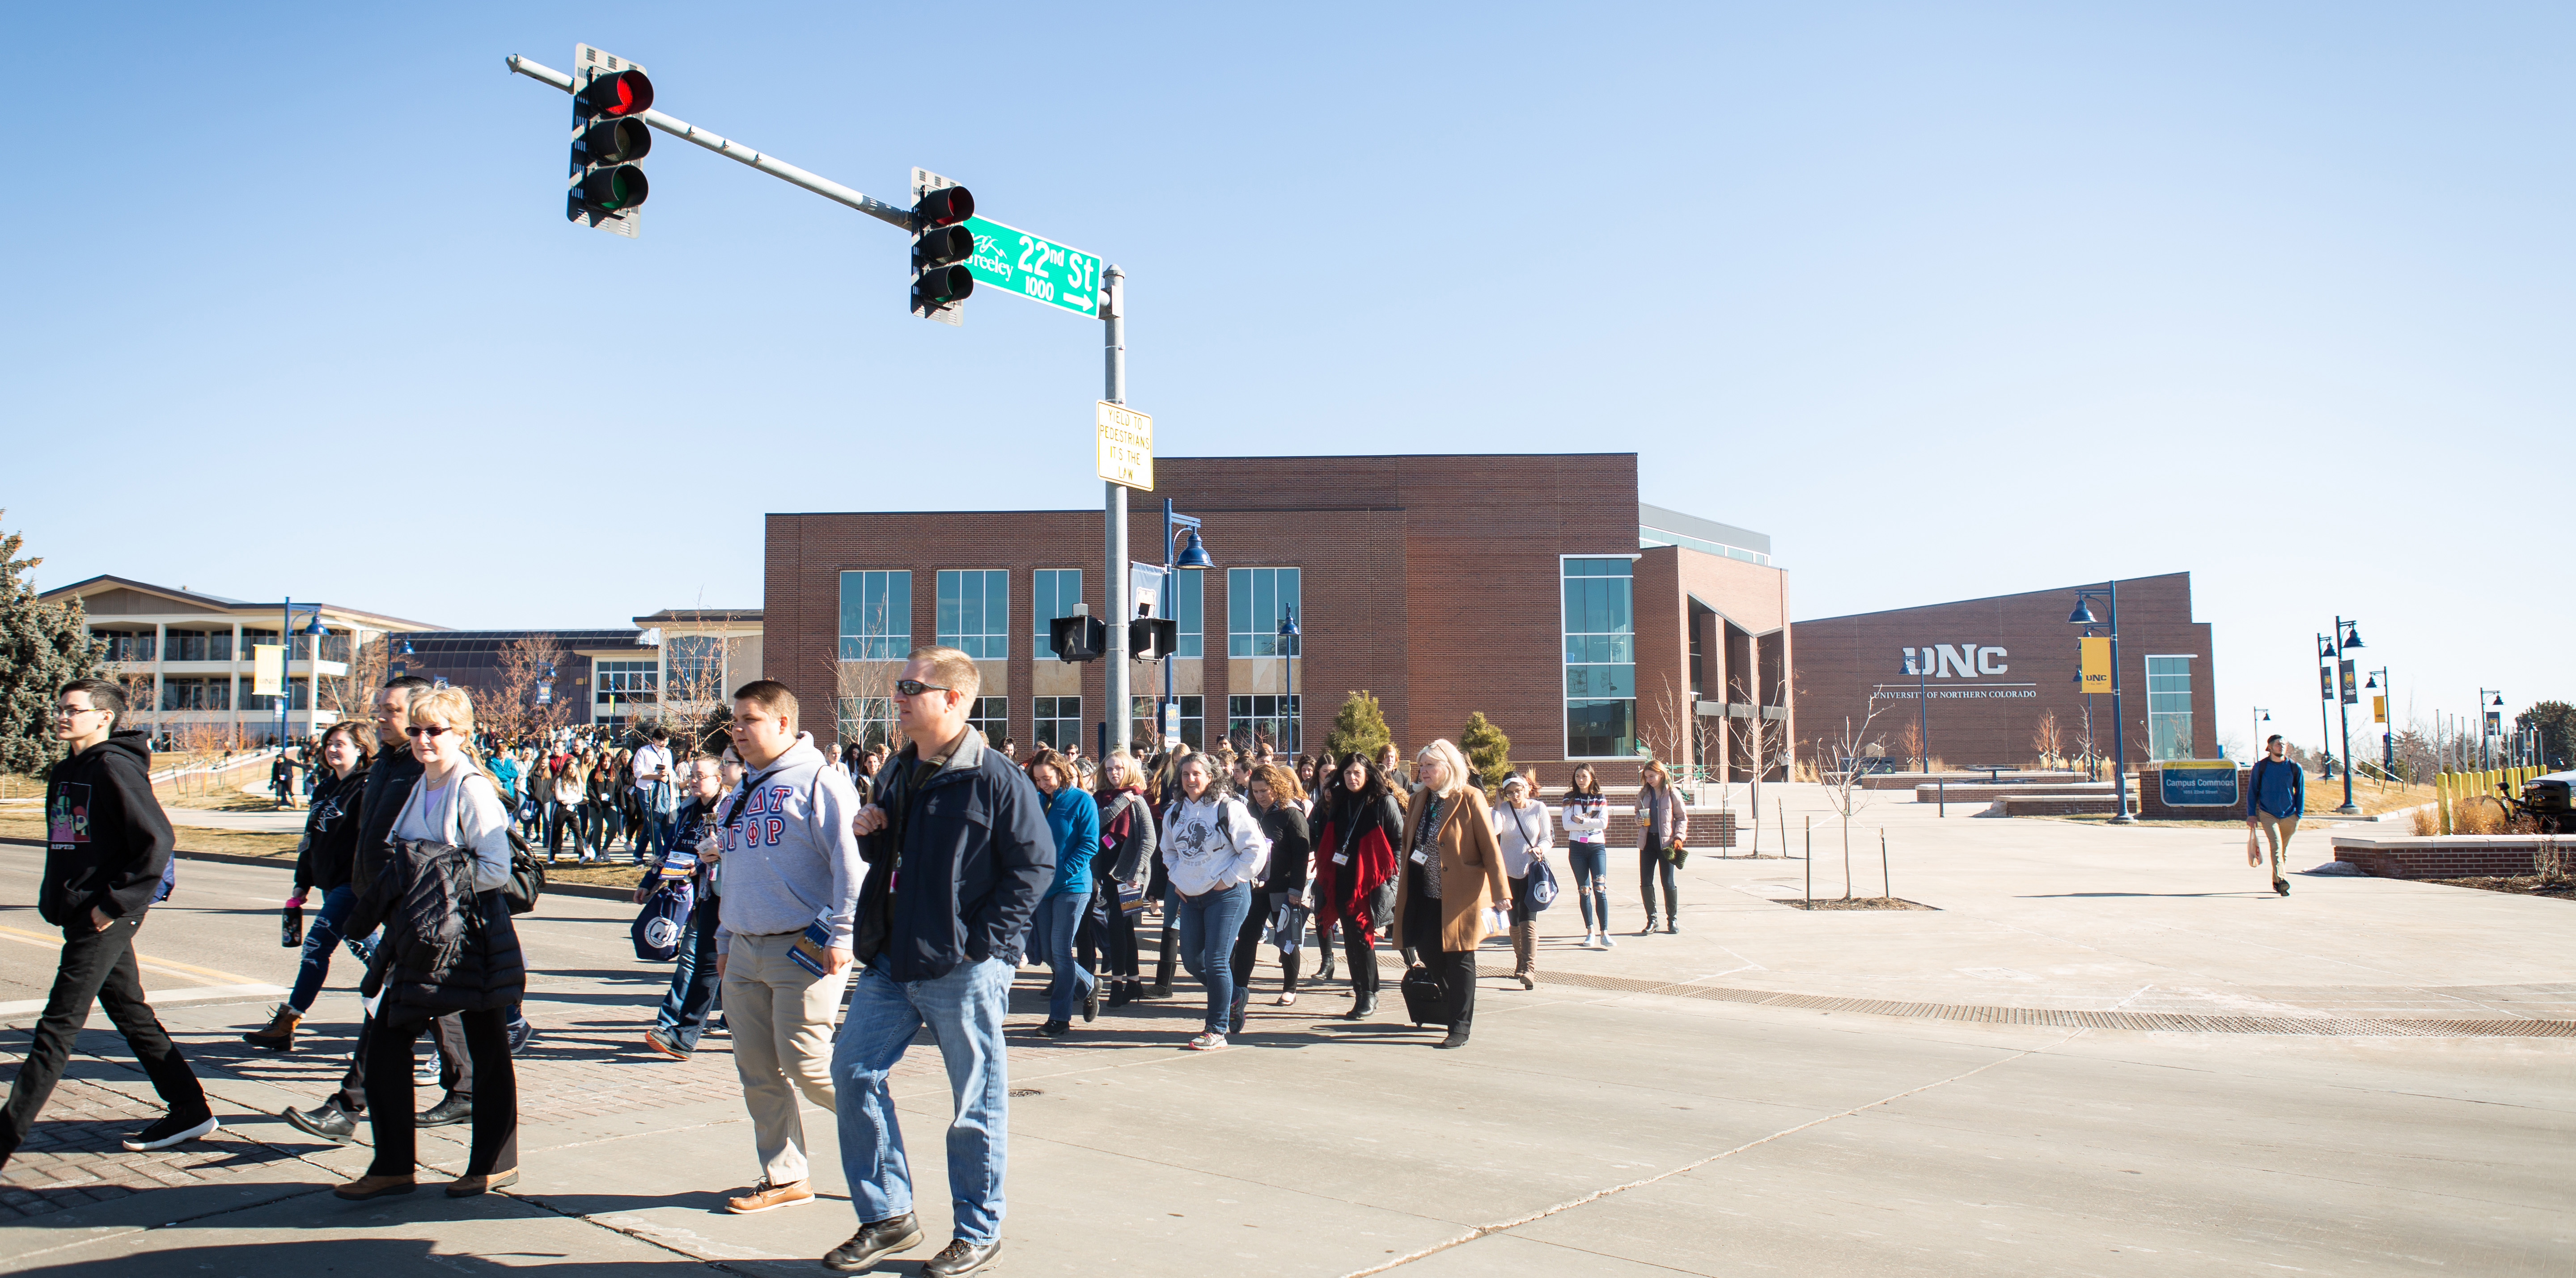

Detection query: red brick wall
(2331, 846), (2546, 878)
(1790, 572), (2215, 770)
(766, 453), (1659, 779)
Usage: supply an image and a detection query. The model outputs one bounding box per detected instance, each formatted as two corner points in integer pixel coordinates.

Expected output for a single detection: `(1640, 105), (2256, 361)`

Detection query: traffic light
(1131, 608), (1177, 661)
(568, 45), (654, 236)
(910, 169), (975, 323)
(1049, 615), (1105, 663)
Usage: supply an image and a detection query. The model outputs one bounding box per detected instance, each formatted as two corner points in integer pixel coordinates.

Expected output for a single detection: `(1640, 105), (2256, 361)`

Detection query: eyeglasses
(50, 706), (107, 719)
(893, 680), (953, 698)
(405, 725), (453, 739)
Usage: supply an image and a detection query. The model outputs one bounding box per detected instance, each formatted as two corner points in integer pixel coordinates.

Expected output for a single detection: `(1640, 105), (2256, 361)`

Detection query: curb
(0, 836), (644, 904)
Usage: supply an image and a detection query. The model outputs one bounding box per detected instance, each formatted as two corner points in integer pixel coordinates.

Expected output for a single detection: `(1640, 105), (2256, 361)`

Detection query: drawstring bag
(1525, 858), (1559, 911)
(1264, 899), (1306, 954)
(631, 880), (693, 962)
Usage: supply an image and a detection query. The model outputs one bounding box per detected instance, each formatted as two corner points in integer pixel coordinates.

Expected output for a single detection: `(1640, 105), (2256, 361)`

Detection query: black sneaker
(284, 1100), (358, 1144)
(2274, 878), (2291, 897)
(1037, 1019), (1070, 1037)
(121, 1111), (219, 1151)
(417, 1093), (473, 1127)
(822, 1212), (925, 1272)
(1083, 981), (1100, 1023)
(922, 1238), (1004, 1278)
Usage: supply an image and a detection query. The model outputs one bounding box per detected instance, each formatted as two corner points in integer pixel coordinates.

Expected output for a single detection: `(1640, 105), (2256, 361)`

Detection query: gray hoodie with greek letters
(712, 732), (867, 955)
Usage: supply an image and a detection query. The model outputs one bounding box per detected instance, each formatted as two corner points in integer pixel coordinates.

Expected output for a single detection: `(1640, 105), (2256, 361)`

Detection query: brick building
(764, 453), (1796, 785)
(1789, 572), (2216, 770)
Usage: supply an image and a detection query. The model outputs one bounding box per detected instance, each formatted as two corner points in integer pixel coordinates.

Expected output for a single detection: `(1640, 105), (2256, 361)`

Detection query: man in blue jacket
(2246, 734), (2304, 897)
(823, 647), (1051, 1278)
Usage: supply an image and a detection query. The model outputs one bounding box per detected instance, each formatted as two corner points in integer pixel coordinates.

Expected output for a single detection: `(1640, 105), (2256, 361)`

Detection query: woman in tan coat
(1390, 739), (1511, 1049)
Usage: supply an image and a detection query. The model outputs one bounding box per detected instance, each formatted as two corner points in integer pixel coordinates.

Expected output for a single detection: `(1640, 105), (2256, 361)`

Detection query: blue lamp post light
(2068, 583), (2132, 824)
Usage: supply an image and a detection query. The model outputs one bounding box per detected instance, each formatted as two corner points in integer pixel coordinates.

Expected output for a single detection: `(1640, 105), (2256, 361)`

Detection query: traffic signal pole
(1102, 266), (1131, 763)
(507, 55), (915, 231)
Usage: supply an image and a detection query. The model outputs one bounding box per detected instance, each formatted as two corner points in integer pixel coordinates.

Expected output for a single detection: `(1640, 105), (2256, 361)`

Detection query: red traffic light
(915, 186), (974, 227)
(579, 118), (652, 164)
(576, 68), (654, 118)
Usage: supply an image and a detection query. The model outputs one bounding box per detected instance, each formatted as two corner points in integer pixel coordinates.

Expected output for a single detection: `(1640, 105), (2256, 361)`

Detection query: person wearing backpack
(2246, 734), (2304, 897)
(1160, 753), (1270, 1051)
(0, 680), (218, 1172)
(645, 753), (737, 1059)
(1088, 752), (1156, 1008)
(332, 686), (526, 1201)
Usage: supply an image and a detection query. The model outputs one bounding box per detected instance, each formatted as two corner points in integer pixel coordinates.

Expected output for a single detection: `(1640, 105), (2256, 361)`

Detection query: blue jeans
(654, 897), (723, 1050)
(1566, 841), (1610, 931)
(1028, 891), (1094, 1021)
(287, 884), (374, 1013)
(835, 957), (1013, 1244)
(1174, 880), (1251, 1033)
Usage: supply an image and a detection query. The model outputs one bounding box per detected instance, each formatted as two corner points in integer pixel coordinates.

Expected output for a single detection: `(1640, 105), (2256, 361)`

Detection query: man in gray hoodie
(711, 681), (867, 1214)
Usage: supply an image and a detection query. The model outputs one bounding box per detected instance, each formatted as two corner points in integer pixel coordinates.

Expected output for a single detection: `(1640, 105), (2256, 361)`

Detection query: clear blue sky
(4, 3), (2565, 755)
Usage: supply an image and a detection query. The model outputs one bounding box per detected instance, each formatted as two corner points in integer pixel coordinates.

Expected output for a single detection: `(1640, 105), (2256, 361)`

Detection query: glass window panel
(1174, 569), (1204, 658)
(840, 571), (912, 660)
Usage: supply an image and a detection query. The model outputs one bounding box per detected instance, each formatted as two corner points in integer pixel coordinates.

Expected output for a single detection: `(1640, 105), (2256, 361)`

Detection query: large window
(1228, 694), (1301, 754)
(161, 677), (228, 711)
(1563, 557), (1637, 758)
(665, 635), (726, 700)
(93, 630), (155, 663)
(838, 697), (896, 752)
(839, 570), (912, 660)
(235, 678), (303, 711)
(1226, 567), (1301, 656)
(969, 697), (1008, 744)
(1034, 696), (1082, 749)
(1132, 695), (1204, 749)
(169, 629), (227, 662)
(937, 570), (1010, 660)
(596, 660), (657, 723)
(2147, 656), (2195, 761)
(1032, 569), (1082, 659)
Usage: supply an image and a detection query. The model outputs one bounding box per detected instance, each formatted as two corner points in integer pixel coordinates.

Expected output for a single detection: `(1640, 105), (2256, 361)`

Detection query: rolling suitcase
(1400, 965), (1452, 1028)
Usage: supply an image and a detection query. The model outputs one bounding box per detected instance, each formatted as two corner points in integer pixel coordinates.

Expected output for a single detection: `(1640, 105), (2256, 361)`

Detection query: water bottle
(280, 903), (304, 948)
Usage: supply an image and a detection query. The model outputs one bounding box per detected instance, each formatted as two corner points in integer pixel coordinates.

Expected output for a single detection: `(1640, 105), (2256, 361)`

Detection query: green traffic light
(580, 164), (649, 212)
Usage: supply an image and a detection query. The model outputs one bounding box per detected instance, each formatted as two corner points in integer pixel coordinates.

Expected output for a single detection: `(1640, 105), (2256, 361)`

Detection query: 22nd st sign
(962, 215), (1102, 317)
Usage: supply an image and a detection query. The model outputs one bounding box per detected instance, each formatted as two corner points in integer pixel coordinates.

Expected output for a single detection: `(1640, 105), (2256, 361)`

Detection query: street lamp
(2068, 583), (2131, 823)
(275, 598), (330, 749)
(2324, 617), (2362, 814)
(2364, 669), (2391, 779)
(2251, 707), (2270, 761)
(2478, 689), (2503, 770)
(1155, 498), (1214, 753)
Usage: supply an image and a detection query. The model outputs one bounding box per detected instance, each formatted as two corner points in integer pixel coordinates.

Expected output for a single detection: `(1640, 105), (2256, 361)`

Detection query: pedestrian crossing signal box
(1049, 616), (1105, 663)
(1131, 617), (1177, 661)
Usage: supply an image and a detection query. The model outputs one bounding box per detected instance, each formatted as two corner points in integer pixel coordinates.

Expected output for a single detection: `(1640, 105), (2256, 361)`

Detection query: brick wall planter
(2328, 835), (2564, 880)
(1913, 783), (2110, 804)
(1998, 795), (2131, 817)
(1858, 771), (2080, 791)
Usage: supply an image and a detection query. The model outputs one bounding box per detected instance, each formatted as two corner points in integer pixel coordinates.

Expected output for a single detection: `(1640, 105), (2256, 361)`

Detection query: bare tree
(1813, 702), (1889, 901)
(2030, 709), (2063, 770)
(319, 632), (388, 725)
(657, 631), (743, 758)
(487, 634), (566, 748)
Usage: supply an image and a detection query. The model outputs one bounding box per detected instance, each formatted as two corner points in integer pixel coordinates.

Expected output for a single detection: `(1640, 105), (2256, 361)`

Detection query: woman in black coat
(1230, 763), (1314, 1026)
(243, 721), (377, 1052)
(1310, 753), (1404, 1019)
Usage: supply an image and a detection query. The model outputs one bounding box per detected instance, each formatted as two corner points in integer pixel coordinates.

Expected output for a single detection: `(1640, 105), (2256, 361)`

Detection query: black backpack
(500, 825), (545, 915)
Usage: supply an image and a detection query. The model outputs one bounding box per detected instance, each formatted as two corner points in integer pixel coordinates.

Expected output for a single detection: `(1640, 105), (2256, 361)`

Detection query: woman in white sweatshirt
(1158, 753), (1269, 1051)
(1558, 764), (1613, 947)
(1491, 774), (1552, 989)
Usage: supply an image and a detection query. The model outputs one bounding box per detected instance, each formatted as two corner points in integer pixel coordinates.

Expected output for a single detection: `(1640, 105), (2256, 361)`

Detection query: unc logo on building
(1902, 645), (2009, 677)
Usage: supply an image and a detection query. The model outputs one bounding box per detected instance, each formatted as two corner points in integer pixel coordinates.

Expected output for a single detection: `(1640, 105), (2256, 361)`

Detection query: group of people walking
(4, 652), (1692, 1278)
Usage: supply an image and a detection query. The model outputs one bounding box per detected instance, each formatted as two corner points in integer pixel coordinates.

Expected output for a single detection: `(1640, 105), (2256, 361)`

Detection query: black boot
(1345, 991), (1378, 1020)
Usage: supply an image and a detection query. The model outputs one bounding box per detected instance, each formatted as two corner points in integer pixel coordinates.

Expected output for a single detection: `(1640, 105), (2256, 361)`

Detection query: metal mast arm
(507, 55), (915, 231)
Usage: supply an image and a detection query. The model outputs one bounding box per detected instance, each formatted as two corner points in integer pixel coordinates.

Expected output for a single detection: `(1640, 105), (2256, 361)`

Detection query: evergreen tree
(0, 513), (107, 777)
(1326, 689), (1391, 762)
(1460, 711), (1513, 788)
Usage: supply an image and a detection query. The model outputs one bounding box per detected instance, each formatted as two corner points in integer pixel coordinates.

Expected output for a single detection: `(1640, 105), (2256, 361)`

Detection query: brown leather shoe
(335, 1173), (417, 1201)
(447, 1167), (519, 1197)
(725, 1179), (814, 1214)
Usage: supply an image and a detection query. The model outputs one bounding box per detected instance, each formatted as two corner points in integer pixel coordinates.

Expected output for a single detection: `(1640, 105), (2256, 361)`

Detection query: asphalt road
(0, 844), (2566, 1276)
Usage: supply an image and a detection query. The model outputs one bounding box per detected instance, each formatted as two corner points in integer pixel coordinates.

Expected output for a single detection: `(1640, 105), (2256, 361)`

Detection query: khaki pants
(2254, 811), (2298, 875)
(721, 930), (849, 1186)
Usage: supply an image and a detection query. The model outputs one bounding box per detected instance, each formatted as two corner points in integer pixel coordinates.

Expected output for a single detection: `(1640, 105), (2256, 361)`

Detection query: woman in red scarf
(1310, 752), (1403, 1020)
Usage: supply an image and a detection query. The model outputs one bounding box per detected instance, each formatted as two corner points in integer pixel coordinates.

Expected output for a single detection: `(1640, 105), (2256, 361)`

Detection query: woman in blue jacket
(1026, 748), (1101, 1036)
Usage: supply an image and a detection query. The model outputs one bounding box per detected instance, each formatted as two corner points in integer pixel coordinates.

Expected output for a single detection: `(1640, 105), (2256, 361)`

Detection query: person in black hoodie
(243, 720), (377, 1052)
(0, 679), (216, 1168)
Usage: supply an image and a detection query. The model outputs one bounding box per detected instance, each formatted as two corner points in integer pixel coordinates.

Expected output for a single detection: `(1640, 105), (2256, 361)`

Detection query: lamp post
(2477, 689), (2503, 770)
(2364, 669), (2391, 780)
(2068, 583), (2131, 823)
(1158, 498), (1213, 753)
(2326, 618), (2363, 814)
(1278, 609), (1301, 755)
(276, 598), (329, 749)
(2314, 632), (2339, 784)
(2251, 707), (2270, 760)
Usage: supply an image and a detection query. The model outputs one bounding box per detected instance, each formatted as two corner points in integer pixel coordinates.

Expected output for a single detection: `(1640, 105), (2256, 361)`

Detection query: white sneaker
(1600, 932), (1618, 948)
(413, 1057), (440, 1087)
(1184, 1031), (1229, 1051)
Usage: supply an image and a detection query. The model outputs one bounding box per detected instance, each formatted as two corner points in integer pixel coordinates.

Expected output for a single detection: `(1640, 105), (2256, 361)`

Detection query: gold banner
(2078, 636), (2112, 696)
(2373, 694), (2386, 724)
(251, 644), (284, 697)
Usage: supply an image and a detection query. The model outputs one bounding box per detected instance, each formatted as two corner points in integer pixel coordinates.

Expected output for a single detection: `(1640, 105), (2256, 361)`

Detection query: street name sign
(1097, 401), (1153, 489)
(966, 216), (1102, 317)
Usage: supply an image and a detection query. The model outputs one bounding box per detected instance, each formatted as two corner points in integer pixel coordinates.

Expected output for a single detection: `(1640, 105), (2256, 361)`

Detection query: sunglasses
(893, 680), (953, 698)
(405, 725), (454, 739)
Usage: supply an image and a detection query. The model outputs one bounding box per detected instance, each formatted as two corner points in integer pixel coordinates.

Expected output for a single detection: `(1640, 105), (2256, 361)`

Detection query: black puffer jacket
(347, 837), (526, 1024)
(292, 764), (370, 896)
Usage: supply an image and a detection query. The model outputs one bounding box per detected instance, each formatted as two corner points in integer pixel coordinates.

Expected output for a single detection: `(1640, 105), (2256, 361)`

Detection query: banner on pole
(252, 644), (285, 697)
(2078, 637), (2112, 696)
(2373, 694), (2386, 724)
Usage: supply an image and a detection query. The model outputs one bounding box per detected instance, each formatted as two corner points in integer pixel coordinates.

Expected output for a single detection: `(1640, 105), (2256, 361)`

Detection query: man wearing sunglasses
(822, 648), (1051, 1278)
(0, 680), (216, 1169)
